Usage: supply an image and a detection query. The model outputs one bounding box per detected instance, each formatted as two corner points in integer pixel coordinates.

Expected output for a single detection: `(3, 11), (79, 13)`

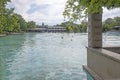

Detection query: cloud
(7, 0), (67, 25)
(7, 0), (120, 25)
(27, 4), (50, 15)
(103, 8), (120, 21)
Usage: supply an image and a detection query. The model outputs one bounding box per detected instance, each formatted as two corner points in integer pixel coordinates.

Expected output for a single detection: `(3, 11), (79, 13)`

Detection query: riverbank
(0, 34), (7, 37)
(0, 32), (25, 37)
(7, 32), (25, 35)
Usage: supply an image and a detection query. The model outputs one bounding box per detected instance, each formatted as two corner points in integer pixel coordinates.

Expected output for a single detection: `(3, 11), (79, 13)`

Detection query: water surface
(0, 33), (88, 80)
(0, 33), (120, 80)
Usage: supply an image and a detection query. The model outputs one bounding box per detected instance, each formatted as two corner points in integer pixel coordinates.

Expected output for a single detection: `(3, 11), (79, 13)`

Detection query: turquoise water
(103, 32), (120, 46)
(0, 33), (88, 80)
(0, 33), (120, 80)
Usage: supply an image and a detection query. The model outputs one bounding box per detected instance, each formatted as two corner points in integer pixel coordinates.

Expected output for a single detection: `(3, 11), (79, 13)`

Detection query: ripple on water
(0, 33), (120, 80)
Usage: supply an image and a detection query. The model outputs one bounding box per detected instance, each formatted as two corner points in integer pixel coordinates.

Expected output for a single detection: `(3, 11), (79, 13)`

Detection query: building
(47, 26), (67, 32)
(26, 26), (67, 33)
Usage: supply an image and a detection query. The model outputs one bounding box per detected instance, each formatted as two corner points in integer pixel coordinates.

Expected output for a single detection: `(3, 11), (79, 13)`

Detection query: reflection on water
(0, 33), (120, 80)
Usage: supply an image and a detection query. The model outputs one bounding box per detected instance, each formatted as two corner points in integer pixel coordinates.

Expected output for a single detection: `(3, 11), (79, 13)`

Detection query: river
(0, 33), (120, 80)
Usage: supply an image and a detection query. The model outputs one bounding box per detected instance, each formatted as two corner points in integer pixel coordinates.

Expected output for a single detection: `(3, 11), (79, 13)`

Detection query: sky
(7, 0), (120, 25)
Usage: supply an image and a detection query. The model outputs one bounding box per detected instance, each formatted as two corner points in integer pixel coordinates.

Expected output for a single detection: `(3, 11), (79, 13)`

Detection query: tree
(0, 15), (7, 33)
(102, 18), (114, 31)
(0, 0), (11, 33)
(105, 18), (113, 24)
(114, 16), (120, 26)
(60, 21), (88, 32)
(64, 0), (120, 48)
(0, 0), (37, 33)
(63, 0), (120, 21)
(102, 17), (120, 32)
(80, 21), (88, 32)
(3, 8), (21, 32)
(0, 0), (11, 13)
(16, 14), (27, 30)
(67, 25), (73, 32)
(27, 21), (36, 29)
(73, 26), (80, 32)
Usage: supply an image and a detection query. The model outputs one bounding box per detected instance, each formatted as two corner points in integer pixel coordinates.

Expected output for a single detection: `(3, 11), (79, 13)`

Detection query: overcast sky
(7, 0), (120, 25)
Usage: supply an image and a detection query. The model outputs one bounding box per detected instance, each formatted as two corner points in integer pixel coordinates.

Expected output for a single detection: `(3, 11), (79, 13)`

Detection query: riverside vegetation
(59, 16), (120, 33)
(63, 0), (120, 32)
(0, 0), (120, 34)
(0, 0), (36, 35)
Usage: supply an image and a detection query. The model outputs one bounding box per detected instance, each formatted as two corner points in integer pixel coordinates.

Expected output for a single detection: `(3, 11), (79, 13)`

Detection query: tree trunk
(88, 13), (102, 48)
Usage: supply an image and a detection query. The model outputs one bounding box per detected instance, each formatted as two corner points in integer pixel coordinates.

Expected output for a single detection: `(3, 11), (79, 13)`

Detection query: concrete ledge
(87, 47), (120, 79)
(83, 65), (120, 80)
(87, 47), (120, 63)
(103, 47), (120, 54)
(83, 65), (103, 80)
(105, 79), (120, 80)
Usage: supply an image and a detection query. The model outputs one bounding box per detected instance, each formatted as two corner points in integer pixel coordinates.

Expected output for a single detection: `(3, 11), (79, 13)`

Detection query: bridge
(26, 26), (67, 33)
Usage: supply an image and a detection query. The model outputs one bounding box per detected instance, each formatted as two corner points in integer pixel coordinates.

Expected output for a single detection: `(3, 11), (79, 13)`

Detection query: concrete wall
(87, 47), (120, 79)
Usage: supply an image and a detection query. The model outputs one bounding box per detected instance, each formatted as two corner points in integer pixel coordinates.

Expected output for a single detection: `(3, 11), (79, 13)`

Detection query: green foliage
(60, 21), (88, 33)
(102, 16), (120, 32)
(27, 21), (36, 29)
(114, 17), (120, 26)
(4, 11), (21, 32)
(0, 15), (7, 33)
(0, 0), (37, 33)
(0, 0), (10, 13)
(63, 0), (120, 21)
(73, 26), (80, 33)
(67, 25), (73, 32)
(0, 0), (10, 33)
(16, 14), (27, 30)
(62, 16), (120, 33)
(80, 21), (88, 32)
